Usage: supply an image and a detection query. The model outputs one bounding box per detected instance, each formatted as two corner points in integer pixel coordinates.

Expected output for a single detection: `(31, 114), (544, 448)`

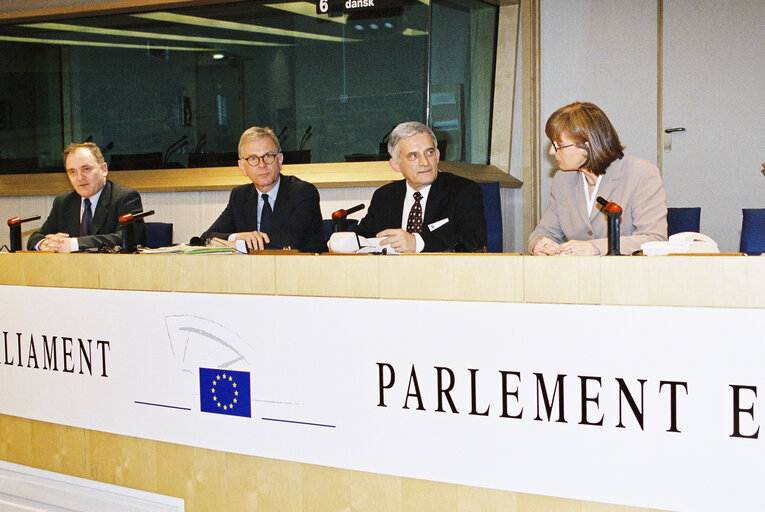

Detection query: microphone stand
(331, 204), (365, 232)
(597, 196), (622, 255)
(119, 210), (154, 253)
(7, 215), (41, 252)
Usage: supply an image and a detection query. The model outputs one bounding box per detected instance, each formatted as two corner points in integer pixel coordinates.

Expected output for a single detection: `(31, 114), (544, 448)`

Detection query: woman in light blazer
(529, 102), (668, 256)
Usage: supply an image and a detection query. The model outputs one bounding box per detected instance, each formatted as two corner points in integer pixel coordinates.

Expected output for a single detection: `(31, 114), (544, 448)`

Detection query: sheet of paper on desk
(358, 236), (399, 255)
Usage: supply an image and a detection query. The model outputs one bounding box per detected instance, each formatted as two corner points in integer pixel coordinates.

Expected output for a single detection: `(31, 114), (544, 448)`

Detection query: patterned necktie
(80, 197), (92, 236)
(406, 191), (423, 234)
(260, 193), (272, 234)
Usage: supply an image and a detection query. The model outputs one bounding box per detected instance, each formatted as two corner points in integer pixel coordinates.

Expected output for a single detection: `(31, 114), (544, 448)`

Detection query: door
(662, 0), (765, 252)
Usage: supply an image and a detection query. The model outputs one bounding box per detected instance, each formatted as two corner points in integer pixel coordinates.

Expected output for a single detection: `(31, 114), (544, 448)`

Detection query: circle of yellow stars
(211, 373), (239, 411)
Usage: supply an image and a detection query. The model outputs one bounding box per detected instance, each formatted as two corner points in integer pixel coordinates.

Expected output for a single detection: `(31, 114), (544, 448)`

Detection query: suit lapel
(592, 159), (623, 219)
(388, 180), (407, 228)
(245, 184), (259, 228)
(573, 172), (592, 227)
(91, 181), (112, 234)
(270, 174), (287, 232)
(422, 173), (444, 226)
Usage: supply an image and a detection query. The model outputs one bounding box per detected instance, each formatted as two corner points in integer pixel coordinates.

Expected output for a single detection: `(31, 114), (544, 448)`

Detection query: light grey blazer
(528, 155), (668, 255)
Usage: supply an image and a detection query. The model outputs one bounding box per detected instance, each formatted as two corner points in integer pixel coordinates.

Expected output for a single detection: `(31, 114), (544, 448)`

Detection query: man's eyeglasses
(241, 153), (279, 166)
(551, 142), (577, 152)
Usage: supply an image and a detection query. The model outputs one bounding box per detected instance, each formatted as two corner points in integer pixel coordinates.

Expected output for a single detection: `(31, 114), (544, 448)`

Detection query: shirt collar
(258, 177), (281, 203)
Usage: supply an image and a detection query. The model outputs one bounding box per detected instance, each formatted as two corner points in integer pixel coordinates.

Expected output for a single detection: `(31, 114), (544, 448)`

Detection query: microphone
(596, 196), (623, 216)
(596, 196), (622, 255)
(7, 215), (41, 226)
(379, 125), (396, 155)
(331, 204), (364, 231)
(119, 210), (154, 253)
(299, 126), (313, 150)
(7, 215), (41, 252)
(119, 210), (155, 225)
(331, 204), (365, 220)
(277, 126), (288, 144)
(163, 135), (188, 163)
(194, 134), (207, 152)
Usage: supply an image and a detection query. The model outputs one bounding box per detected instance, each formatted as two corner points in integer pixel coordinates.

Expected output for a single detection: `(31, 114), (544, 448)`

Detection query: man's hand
(377, 229), (417, 253)
(531, 236), (563, 256)
(232, 231), (270, 251)
(39, 233), (72, 253)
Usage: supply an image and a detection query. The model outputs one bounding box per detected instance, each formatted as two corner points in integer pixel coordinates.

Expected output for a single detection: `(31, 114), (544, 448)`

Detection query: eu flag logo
(199, 367), (252, 418)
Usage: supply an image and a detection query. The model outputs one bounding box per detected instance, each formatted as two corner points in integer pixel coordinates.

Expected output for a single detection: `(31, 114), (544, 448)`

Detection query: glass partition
(0, 0), (497, 173)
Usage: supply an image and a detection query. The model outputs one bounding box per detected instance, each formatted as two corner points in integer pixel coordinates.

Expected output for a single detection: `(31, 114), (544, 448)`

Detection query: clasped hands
(38, 233), (74, 253)
(532, 236), (598, 256)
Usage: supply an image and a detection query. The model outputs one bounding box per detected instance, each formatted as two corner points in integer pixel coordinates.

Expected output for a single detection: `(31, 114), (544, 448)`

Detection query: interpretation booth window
(0, 0), (497, 174)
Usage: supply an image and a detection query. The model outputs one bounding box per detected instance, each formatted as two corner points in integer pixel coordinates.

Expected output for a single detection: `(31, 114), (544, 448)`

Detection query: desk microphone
(299, 126), (313, 150)
(118, 210), (155, 225)
(119, 210), (154, 253)
(7, 215), (41, 252)
(597, 196), (622, 255)
(332, 204), (364, 231)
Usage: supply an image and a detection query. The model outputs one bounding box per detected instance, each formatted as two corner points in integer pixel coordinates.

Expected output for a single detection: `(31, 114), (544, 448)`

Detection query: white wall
(539, 0), (658, 211)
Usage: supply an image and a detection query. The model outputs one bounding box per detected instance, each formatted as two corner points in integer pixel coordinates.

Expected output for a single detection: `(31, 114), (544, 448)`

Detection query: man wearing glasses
(202, 126), (324, 252)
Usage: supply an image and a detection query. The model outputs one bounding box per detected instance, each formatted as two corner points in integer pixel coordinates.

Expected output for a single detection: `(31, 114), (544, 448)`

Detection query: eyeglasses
(551, 142), (577, 152)
(240, 153), (279, 166)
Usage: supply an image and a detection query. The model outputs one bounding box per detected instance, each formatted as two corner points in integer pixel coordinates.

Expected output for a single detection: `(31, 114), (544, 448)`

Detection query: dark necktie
(80, 197), (93, 236)
(406, 191), (423, 234)
(260, 193), (272, 234)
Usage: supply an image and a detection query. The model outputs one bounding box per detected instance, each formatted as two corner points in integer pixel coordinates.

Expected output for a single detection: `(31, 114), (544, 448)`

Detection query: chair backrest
(144, 222), (173, 248)
(667, 207), (701, 236)
(479, 182), (503, 253)
(740, 208), (765, 255)
(323, 219), (359, 244)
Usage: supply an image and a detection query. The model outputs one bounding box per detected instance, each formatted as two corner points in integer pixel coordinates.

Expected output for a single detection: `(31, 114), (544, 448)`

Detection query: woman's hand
(559, 240), (599, 255)
(532, 236), (563, 255)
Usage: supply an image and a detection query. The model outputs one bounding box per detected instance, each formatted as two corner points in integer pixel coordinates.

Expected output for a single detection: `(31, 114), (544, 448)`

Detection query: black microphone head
(596, 196), (609, 207)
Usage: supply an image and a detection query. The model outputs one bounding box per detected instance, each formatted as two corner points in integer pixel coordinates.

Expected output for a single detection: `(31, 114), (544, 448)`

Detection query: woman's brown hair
(545, 102), (624, 175)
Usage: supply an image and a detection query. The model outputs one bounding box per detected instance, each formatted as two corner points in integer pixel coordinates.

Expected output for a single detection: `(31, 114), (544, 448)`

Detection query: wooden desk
(1, 253), (763, 512)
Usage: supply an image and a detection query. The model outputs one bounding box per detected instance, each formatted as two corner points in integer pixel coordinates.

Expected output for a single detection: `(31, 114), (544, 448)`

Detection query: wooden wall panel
(524, 256), (601, 304)
(275, 254), (380, 299)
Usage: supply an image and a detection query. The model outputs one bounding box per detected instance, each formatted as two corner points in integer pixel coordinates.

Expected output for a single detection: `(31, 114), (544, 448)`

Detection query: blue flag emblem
(199, 367), (251, 418)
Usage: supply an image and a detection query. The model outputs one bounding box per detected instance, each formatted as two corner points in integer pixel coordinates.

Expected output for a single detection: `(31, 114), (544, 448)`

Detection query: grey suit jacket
(528, 155), (668, 255)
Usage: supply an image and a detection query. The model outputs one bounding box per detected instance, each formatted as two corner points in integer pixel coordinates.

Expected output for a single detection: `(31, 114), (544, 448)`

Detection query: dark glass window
(0, 0), (497, 173)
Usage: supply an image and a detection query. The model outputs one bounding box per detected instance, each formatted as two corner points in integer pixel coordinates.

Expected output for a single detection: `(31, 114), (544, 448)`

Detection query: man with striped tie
(355, 121), (487, 253)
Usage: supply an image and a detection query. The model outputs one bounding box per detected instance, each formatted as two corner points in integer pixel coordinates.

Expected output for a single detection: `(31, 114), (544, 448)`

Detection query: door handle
(663, 127), (686, 152)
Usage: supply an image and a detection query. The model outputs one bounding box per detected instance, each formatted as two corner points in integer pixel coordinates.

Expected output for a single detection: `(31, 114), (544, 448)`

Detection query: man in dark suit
(28, 142), (144, 252)
(356, 121), (487, 253)
(202, 126), (324, 253)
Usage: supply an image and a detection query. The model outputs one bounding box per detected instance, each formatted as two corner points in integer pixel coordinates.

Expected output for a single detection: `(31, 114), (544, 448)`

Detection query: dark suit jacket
(202, 174), (325, 253)
(356, 171), (487, 252)
(27, 180), (144, 251)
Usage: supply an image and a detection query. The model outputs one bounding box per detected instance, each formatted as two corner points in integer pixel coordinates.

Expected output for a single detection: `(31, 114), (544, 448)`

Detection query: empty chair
(667, 207), (701, 236)
(144, 222), (173, 248)
(479, 182), (503, 253)
(740, 208), (765, 255)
